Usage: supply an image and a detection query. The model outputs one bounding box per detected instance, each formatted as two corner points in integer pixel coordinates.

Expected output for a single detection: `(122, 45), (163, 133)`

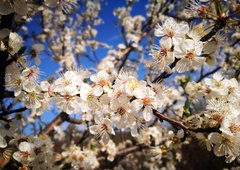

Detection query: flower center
(101, 123), (108, 131)
(116, 91), (123, 98)
(160, 48), (167, 56)
(27, 70), (34, 78)
(186, 50), (195, 59)
(197, 6), (205, 16)
(98, 79), (108, 87)
(64, 94), (72, 101)
(211, 114), (223, 125)
(29, 92), (36, 99)
(23, 151), (31, 158)
(34, 147), (41, 155)
(117, 107), (126, 116)
(143, 97), (151, 106)
(127, 79), (139, 91)
(167, 29), (174, 38)
(229, 123), (240, 133)
(64, 80), (71, 86)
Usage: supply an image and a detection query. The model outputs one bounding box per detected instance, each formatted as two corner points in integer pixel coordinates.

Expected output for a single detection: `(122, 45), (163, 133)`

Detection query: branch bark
(41, 112), (83, 135)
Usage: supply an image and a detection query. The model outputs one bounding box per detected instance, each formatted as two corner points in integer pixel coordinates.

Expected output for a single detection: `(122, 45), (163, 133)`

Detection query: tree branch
(117, 21), (155, 72)
(153, 110), (189, 131)
(41, 112), (83, 135)
(153, 110), (221, 133)
(152, 58), (180, 83)
(0, 107), (27, 117)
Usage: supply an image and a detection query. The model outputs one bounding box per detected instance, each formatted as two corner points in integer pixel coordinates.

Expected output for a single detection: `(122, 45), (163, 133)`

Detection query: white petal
(104, 118), (113, 127)
(213, 72), (223, 81)
(143, 106), (153, 121)
(90, 74), (97, 82)
(206, 141), (212, 152)
(32, 44), (45, 51)
(172, 35), (184, 45)
(177, 21), (189, 34)
(176, 58), (191, 73)
(206, 55), (216, 66)
(131, 125), (138, 137)
(131, 99), (143, 111)
(154, 24), (165, 37)
(101, 133), (110, 145)
(107, 127), (115, 135)
(213, 144), (225, 157)
(166, 52), (175, 64)
(208, 132), (220, 144)
(81, 102), (90, 112)
(93, 85), (103, 96)
(133, 87), (147, 99)
(174, 44), (185, 58)
(13, 151), (22, 162)
(35, 57), (41, 66)
(160, 38), (171, 50)
(192, 57), (205, 69)
(89, 125), (100, 135)
(161, 37), (172, 48)
(13, 1), (28, 16)
(0, 136), (7, 148)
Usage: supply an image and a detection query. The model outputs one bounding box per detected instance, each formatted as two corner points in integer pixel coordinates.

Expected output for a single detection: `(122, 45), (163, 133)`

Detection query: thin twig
(197, 66), (221, 82)
(153, 110), (221, 133)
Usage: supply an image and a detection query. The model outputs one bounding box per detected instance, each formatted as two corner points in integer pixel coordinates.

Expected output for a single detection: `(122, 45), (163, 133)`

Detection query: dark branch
(152, 58), (180, 83)
(0, 107), (27, 122)
(197, 66), (221, 82)
(200, 17), (227, 42)
(0, 13), (14, 101)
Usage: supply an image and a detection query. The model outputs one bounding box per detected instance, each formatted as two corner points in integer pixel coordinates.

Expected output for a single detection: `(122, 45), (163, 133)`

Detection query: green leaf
(183, 99), (192, 117)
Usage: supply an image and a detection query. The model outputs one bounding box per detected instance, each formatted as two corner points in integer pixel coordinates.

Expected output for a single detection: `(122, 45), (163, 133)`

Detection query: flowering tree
(0, 0), (240, 169)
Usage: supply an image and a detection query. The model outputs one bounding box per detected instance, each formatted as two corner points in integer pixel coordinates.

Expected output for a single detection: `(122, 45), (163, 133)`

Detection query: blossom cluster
(11, 134), (57, 169)
(186, 72), (240, 163)
(150, 17), (223, 73)
(5, 51), (168, 143)
(61, 145), (99, 169)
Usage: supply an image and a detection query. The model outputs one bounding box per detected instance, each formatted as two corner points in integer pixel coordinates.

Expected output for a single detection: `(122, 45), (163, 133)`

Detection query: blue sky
(22, 0), (149, 79)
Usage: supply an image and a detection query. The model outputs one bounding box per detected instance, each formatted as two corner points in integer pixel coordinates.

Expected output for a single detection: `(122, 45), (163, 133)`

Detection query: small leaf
(183, 99), (192, 117)
(17, 46), (27, 55)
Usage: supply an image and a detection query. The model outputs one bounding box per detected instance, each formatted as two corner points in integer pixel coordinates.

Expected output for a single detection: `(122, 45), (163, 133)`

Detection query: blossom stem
(153, 110), (189, 131)
(200, 17), (227, 42)
(152, 58), (180, 83)
(153, 110), (221, 133)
